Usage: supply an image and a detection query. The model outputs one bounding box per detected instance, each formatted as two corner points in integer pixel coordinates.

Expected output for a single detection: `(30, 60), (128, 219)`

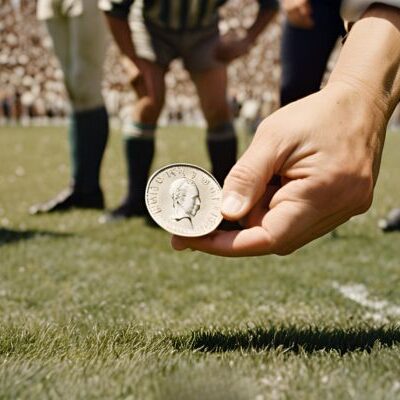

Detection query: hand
(214, 35), (251, 63)
(120, 55), (146, 96)
(282, 0), (314, 29)
(121, 55), (159, 99)
(172, 82), (386, 256)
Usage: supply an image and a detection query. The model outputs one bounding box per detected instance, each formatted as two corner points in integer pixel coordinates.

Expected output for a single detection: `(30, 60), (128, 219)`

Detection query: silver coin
(145, 163), (223, 237)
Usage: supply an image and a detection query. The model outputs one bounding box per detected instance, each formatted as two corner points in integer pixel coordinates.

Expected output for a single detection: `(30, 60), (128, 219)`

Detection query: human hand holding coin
(171, 82), (383, 256)
(171, 6), (400, 257)
(146, 164), (223, 237)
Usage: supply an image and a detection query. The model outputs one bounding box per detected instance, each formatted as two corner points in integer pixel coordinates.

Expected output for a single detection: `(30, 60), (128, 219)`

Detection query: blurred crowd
(2, 1), (399, 128)
(5, 1), (399, 128)
(0, 0), (284, 126)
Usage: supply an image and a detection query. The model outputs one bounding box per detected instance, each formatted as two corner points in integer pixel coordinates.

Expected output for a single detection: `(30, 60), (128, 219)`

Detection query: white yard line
(332, 282), (400, 321)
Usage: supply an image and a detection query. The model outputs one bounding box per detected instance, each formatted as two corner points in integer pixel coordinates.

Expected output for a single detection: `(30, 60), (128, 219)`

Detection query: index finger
(171, 184), (336, 257)
(171, 226), (274, 257)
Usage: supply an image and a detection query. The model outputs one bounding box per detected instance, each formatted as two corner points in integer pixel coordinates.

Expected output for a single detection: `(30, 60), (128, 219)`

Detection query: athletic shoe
(29, 188), (104, 215)
(378, 208), (400, 232)
(99, 201), (147, 223)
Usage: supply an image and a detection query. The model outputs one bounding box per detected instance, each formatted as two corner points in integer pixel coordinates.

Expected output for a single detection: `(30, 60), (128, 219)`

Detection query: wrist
(326, 77), (389, 128)
(315, 82), (386, 187)
(324, 80), (388, 132)
(328, 8), (400, 123)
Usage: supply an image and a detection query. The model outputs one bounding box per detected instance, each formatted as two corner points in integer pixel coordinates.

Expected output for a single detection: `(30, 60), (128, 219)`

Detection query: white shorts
(37, 0), (108, 111)
(37, 0), (83, 20)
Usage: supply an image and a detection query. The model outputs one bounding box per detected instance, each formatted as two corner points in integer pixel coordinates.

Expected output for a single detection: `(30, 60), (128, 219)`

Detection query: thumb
(221, 133), (276, 221)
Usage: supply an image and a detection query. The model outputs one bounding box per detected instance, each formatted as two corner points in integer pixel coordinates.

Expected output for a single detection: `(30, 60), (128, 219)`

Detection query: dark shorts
(130, 16), (223, 72)
(280, 0), (345, 106)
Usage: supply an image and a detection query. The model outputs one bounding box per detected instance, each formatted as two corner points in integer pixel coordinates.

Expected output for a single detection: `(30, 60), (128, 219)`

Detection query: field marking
(332, 282), (400, 322)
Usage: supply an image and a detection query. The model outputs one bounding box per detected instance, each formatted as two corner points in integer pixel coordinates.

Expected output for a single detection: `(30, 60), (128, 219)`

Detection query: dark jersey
(100, 0), (278, 30)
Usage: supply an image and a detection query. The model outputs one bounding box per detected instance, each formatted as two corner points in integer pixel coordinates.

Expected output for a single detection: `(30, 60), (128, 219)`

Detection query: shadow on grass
(171, 325), (400, 355)
(0, 228), (73, 246)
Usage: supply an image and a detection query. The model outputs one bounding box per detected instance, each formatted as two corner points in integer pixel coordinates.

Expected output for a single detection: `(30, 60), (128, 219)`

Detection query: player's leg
(107, 60), (167, 220)
(30, 14), (80, 213)
(66, 1), (109, 201)
(31, 3), (108, 213)
(190, 66), (237, 187)
(183, 24), (236, 187)
(105, 16), (171, 221)
(379, 208), (400, 232)
(280, 0), (345, 106)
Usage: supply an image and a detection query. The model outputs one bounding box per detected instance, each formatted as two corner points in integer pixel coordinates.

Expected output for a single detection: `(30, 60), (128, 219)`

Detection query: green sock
(69, 106), (109, 194)
(207, 122), (237, 186)
(123, 122), (156, 209)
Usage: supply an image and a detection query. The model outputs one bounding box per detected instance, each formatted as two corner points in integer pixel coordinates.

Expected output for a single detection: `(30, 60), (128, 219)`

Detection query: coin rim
(145, 163), (223, 237)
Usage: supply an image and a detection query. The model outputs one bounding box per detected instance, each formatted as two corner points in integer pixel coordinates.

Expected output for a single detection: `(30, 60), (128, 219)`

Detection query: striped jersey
(99, 0), (279, 30)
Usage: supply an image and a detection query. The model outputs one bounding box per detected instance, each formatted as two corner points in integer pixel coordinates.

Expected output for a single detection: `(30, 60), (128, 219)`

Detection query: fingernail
(222, 192), (245, 215)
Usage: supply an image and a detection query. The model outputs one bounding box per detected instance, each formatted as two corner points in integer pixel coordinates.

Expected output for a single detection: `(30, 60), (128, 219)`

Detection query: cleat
(378, 208), (400, 232)
(99, 201), (147, 223)
(29, 188), (104, 215)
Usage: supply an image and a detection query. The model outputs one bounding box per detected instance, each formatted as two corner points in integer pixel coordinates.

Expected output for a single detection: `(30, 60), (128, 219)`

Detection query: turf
(0, 124), (399, 399)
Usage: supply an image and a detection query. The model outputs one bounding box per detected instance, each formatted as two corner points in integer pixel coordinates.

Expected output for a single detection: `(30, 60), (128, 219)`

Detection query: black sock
(207, 122), (237, 186)
(69, 106), (109, 194)
(123, 123), (156, 210)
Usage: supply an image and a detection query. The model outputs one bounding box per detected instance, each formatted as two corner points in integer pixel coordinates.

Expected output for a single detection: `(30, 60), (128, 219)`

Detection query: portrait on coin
(169, 178), (201, 226)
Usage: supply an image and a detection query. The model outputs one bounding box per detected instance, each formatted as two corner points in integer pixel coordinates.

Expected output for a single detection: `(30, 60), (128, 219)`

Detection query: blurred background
(1, 0), (341, 129)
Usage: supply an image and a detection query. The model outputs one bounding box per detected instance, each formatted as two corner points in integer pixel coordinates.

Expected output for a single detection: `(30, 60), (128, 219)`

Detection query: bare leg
(190, 66), (231, 128)
(190, 66), (236, 186)
(109, 60), (167, 219)
(31, 7), (108, 214)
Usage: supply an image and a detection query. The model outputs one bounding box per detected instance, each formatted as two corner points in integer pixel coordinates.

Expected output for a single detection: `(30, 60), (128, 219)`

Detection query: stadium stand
(0, 0), (282, 126)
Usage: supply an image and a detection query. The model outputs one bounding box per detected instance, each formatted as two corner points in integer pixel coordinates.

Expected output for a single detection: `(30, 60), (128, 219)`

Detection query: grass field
(0, 124), (399, 399)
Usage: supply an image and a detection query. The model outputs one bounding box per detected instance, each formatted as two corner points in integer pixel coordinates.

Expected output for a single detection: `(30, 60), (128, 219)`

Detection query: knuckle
(226, 163), (262, 189)
(254, 118), (272, 138)
(348, 173), (374, 212)
(261, 230), (295, 256)
(272, 238), (297, 256)
(356, 187), (374, 213)
(329, 166), (374, 213)
(271, 236), (297, 256)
